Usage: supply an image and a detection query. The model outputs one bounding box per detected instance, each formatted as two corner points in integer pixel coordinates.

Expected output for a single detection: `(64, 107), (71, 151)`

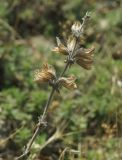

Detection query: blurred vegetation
(0, 0), (122, 160)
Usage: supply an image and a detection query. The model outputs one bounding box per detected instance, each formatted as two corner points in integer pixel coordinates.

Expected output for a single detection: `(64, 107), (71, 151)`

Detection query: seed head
(52, 37), (68, 55)
(52, 36), (76, 55)
(71, 21), (82, 37)
(34, 64), (56, 84)
(71, 12), (90, 37)
(67, 36), (76, 52)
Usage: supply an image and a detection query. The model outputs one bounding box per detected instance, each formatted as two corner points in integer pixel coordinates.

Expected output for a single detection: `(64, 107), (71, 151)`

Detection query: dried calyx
(67, 36), (76, 53)
(34, 64), (77, 90)
(52, 37), (68, 55)
(74, 46), (95, 70)
(52, 12), (94, 69)
(71, 21), (82, 37)
(71, 12), (90, 37)
(35, 12), (95, 89)
(34, 64), (56, 84)
(58, 76), (77, 89)
(52, 36), (76, 55)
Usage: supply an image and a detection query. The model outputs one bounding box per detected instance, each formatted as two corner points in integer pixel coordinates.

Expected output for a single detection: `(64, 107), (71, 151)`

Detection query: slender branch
(41, 88), (55, 120)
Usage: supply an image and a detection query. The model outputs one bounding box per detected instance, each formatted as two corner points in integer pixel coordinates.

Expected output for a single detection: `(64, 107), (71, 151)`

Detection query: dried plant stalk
(16, 12), (94, 160)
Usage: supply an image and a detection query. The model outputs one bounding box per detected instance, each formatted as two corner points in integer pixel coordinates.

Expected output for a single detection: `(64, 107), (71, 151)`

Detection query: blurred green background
(0, 0), (122, 160)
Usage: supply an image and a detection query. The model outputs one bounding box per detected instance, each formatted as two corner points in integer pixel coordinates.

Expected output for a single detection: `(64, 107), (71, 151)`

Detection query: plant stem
(16, 88), (55, 160)
(16, 62), (72, 160)
(60, 61), (70, 77)
(16, 29), (79, 160)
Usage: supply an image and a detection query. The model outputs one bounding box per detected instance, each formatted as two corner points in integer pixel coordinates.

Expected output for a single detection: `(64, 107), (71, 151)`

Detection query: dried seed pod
(71, 21), (82, 37)
(52, 36), (76, 55)
(34, 64), (56, 83)
(58, 76), (77, 89)
(74, 46), (95, 70)
(71, 12), (90, 37)
(67, 36), (76, 52)
(52, 37), (68, 55)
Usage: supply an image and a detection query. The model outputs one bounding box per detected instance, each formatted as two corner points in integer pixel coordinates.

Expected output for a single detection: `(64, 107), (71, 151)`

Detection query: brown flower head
(34, 64), (56, 83)
(74, 46), (95, 70)
(52, 37), (68, 55)
(58, 76), (77, 89)
(71, 12), (90, 37)
(67, 36), (76, 52)
(52, 36), (76, 55)
(71, 21), (82, 37)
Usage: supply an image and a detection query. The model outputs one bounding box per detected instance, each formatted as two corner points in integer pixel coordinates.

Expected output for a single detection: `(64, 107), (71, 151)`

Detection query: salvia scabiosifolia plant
(16, 12), (95, 159)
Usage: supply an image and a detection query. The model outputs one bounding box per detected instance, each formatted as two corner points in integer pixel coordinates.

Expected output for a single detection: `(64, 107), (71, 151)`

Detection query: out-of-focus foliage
(0, 0), (122, 160)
